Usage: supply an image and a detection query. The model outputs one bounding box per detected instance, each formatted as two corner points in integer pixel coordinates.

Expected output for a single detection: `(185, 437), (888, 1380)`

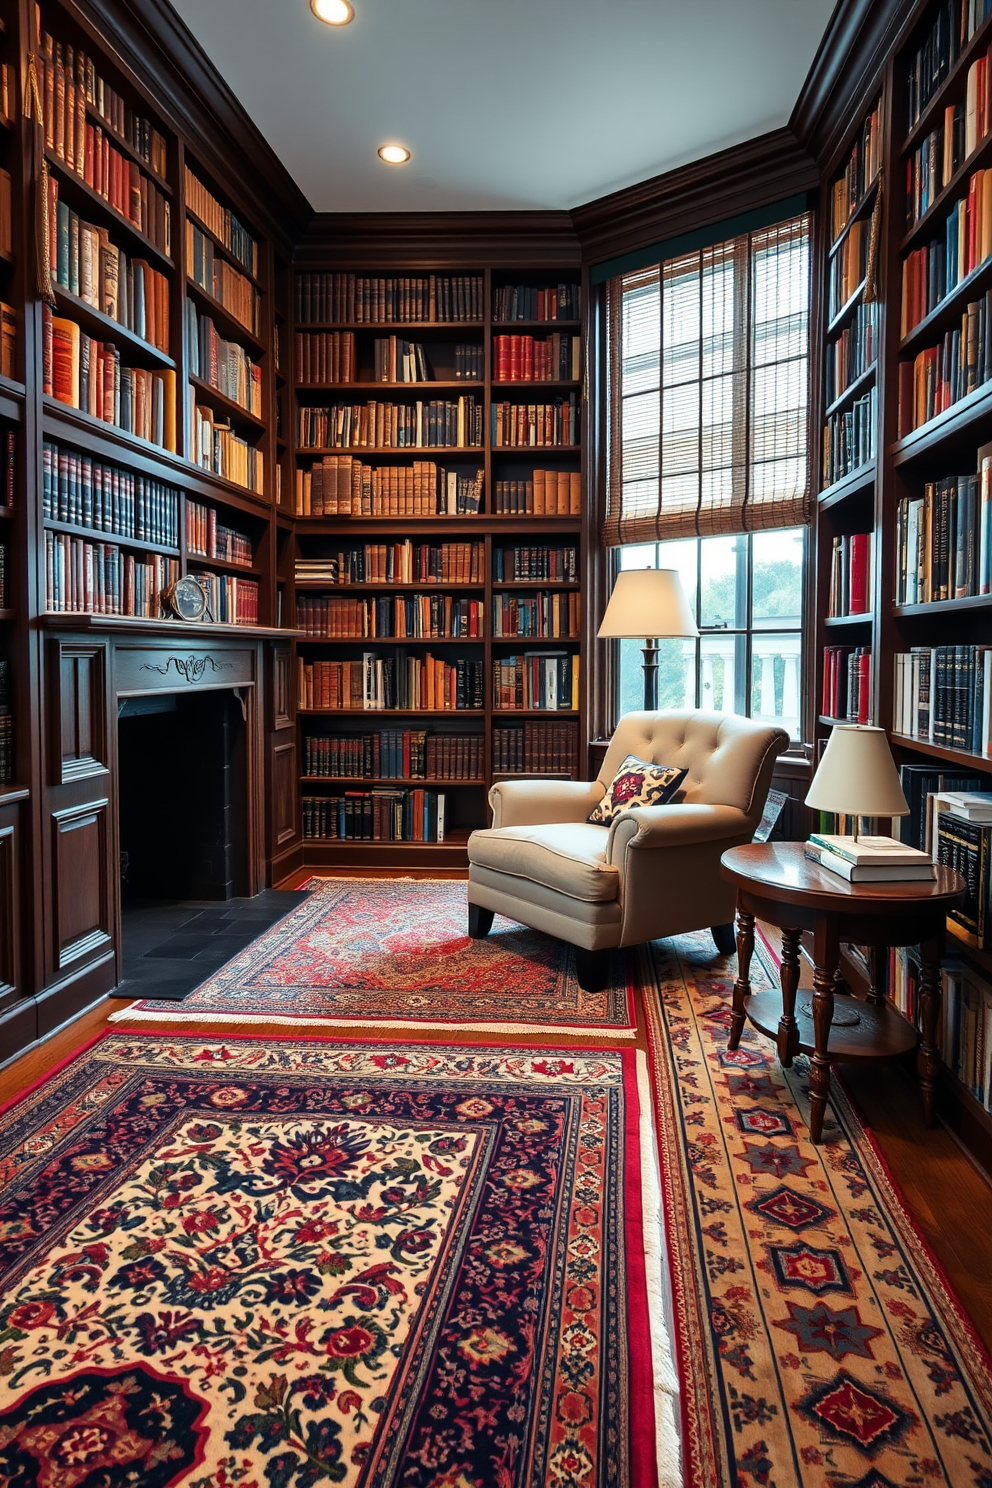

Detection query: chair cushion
(467, 822), (618, 902)
(587, 755), (687, 825)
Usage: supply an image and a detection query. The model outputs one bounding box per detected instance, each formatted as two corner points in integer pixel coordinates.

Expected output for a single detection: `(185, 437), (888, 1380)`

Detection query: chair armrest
(606, 803), (750, 862)
(489, 778), (604, 828)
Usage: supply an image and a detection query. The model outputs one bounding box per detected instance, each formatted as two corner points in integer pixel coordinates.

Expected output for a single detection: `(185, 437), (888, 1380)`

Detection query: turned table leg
(728, 906), (755, 1051)
(778, 926), (802, 1068)
(809, 913), (840, 1144)
(918, 931), (944, 1128)
(867, 946), (887, 1008)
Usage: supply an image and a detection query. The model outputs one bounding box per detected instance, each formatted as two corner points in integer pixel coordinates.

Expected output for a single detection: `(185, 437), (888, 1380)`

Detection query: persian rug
(111, 878), (637, 1036)
(645, 927), (992, 1488)
(0, 1031), (679, 1488)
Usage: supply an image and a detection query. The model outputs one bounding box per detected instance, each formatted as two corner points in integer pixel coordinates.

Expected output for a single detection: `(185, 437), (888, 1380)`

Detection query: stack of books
(934, 793), (992, 949)
(804, 833), (936, 882)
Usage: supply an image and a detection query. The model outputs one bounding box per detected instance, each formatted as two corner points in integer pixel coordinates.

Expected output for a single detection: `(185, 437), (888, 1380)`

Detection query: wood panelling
(0, 818), (20, 1007)
(272, 647), (292, 729)
(51, 798), (112, 971)
(53, 643), (108, 783)
(296, 212), (579, 269)
(114, 645), (257, 695)
(271, 739), (297, 848)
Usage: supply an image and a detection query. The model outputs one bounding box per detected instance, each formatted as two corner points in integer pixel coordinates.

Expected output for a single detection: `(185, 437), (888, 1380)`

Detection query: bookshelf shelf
(0, 608), (15, 621)
(493, 709), (580, 718)
(826, 279), (868, 336)
(893, 595), (992, 617)
(185, 280), (264, 354)
(899, 253), (992, 355)
(297, 708), (485, 718)
(297, 381), (485, 393)
(890, 379), (992, 464)
(0, 785), (29, 805)
(83, 101), (172, 194)
(493, 581), (581, 591)
(45, 152), (173, 270)
(44, 518), (180, 559)
(296, 636), (483, 646)
(39, 614), (297, 640)
(492, 380), (582, 391)
(890, 734), (992, 772)
(303, 830), (473, 851)
(493, 445), (581, 456)
(824, 611), (873, 627)
(492, 320), (581, 330)
(51, 285), (175, 371)
(902, 9), (992, 156)
(294, 581), (486, 593)
(185, 552), (261, 576)
(824, 364), (877, 420)
(184, 209), (265, 293)
(301, 776), (486, 787)
(298, 321), (484, 333)
(296, 447), (486, 459)
(188, 375), (267, 433)
(819, 714), (853, 726)
(900, 130), (992, 254)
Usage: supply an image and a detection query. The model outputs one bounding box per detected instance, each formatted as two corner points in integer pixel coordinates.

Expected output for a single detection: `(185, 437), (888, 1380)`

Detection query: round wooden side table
(720, 841), (965, 1144)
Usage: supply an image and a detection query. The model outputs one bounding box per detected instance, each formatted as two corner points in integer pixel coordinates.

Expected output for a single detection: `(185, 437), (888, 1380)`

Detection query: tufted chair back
(598, 710), (790, 827)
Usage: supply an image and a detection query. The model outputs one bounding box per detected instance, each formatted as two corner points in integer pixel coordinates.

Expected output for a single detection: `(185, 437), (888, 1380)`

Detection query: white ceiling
(169, 0), (835, 214)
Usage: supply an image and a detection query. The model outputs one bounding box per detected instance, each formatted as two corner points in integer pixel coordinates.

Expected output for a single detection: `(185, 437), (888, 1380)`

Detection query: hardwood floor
(4, 899), (992, 1354)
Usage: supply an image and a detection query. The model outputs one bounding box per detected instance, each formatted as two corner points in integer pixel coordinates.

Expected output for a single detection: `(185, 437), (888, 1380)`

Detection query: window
(604, 214), (811, 544)
(615, 527), (805, 740)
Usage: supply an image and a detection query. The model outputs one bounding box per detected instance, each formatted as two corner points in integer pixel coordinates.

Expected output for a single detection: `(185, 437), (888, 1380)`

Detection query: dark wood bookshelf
(189, 374), (267, 432)
(50, 284), (175, 370)
(824, 363), (877, 420)
(45, 150), (173, 269)
(185, 278), (265, 354)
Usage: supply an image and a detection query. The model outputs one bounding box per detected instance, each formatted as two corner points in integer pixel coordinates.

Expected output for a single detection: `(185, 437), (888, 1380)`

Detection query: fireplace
(117, 688), (248, 904)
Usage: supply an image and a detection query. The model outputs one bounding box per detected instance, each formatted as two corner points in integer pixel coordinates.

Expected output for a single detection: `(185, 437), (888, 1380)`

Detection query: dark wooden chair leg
(468, 904), (495, 939)
(712, 922), (736, 956)
(574, 947), (611, 993)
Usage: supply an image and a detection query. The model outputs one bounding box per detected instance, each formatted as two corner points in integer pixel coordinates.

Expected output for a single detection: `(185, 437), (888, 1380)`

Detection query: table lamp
(805, 724), (909, 844)
(598, 568), (698, 710)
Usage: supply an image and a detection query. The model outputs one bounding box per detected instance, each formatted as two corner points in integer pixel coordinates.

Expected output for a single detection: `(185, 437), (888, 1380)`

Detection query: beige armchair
(467, 710), (789, 989)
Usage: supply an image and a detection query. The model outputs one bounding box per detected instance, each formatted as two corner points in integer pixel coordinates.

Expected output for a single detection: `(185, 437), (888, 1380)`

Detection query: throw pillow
(588, 755), (687, 825)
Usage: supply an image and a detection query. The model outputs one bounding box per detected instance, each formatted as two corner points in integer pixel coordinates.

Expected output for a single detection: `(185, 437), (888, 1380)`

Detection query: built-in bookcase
(813, 2), (992, 1166)
(288, 265), (585, 866)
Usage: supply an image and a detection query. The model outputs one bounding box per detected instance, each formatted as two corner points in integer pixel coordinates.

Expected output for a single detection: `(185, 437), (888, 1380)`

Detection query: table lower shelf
(745, 989), (920, 1063)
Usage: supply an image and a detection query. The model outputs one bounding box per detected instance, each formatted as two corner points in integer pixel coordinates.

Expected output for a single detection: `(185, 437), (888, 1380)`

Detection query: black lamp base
(641, 640), (658, 711)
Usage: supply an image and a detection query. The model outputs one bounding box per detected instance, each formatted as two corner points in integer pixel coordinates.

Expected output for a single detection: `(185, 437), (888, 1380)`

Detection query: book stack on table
(804, 833), (936, 883)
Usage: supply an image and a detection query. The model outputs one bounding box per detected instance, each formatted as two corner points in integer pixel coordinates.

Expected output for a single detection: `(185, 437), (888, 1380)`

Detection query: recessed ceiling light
(378, 144), (411, 165)
(310, 0), (354, 25)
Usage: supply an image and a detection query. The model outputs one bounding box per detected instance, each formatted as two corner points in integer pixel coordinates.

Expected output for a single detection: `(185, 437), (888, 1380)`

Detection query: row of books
(295, 274), (484, 325)
(184, 500), (252, 567)
(828, 217), (871, 318)
(189, 571), (258, 626)
(492, 334), (581, 383)
(830, 100), (881, 240)
(296, 593), (484, 639)
(50, 185), (170, 353)
(493, 721), (578, 775)
(43, 308), (178, 452)
(187, 221), (259, 338)
(492, 397), (579, 448)
(901, 168), (992, 337)
(42, 441), (179, 547)
(0, 303), (13, 380)
(374, 338), (482, 384)
(294, 456), (483, 518)
(294, 331), (356, 385)
(296, 398), (484, 452)
(906, 109), (968, 230)
(939, 957), (992, 1111)
(907, 0), (992, 130)
(183, 166), (258, 278)
(823, 387), (875, 486)
(825, 303), (877, 406)
(899, 760), (992, 851)
(935, 805), (992, 946)
(897, 291), (992, 434)
(301, 790), (447, 843)
(494, 653), (579, 712)
(37, 36), (171, 257)
(303, 730), (483, 781)
(826, 532), (872, 616)
(493, 545), (578, 582)
(298, 655), (485, 712)
(186, 303), (263, 418)
(893, 645), (992, 752)
(296, 542), (485, 586)
(40, 33), (167, 177)
(895, 472), (992, 603)
(492, 592), (580, 638)
(493, 285), (580, 322)
(493, 471), (582, 516)
(822, 644), (872, 722)
(189, 401), (264, 496)
(0, 661), (9, 785)
(44, 531), (178, 617)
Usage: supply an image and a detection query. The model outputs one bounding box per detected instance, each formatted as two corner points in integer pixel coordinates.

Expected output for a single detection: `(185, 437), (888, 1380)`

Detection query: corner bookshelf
(288, 266), (585, 867)
(813, 5), (992, 1170)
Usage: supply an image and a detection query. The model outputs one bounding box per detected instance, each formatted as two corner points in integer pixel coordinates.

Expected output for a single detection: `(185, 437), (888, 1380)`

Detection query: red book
(857, 650), (871, 724)
(848, 533), (870, 613)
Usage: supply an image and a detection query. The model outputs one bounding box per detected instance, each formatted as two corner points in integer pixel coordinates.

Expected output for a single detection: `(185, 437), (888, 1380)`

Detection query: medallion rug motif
(0, 1032), (675, 1488)
(111, 878), (635, 1036)
(645, 929), (992, 1488)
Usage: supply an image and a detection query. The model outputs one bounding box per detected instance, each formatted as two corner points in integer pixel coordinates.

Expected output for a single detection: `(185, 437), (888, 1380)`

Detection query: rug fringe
(637, 1049), (683, 1488)
(107, 1005), (636, 1038)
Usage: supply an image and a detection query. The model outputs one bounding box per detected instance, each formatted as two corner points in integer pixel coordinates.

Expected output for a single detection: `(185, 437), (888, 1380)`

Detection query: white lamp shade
(805, 725), (909, 818)
(597, 568), (698, 640)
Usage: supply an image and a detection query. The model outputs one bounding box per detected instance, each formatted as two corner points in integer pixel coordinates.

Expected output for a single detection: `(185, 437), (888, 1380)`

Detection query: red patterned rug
(112, 878), (637, 1036)
(0, 1031), (678, 1487)
(645, 928), (992, 1488)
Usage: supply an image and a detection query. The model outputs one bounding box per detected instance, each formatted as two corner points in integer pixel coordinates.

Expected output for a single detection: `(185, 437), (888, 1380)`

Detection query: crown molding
(570, 128), (819, 266)
(70, 0), (313, 250)
(790, 0), (910, 171)
(296, 212), (581, 268)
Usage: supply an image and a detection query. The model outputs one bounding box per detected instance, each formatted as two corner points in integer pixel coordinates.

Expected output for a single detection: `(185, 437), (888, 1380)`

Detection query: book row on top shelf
(291, 329), (581, 387)
(293, 274), (580, 326)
